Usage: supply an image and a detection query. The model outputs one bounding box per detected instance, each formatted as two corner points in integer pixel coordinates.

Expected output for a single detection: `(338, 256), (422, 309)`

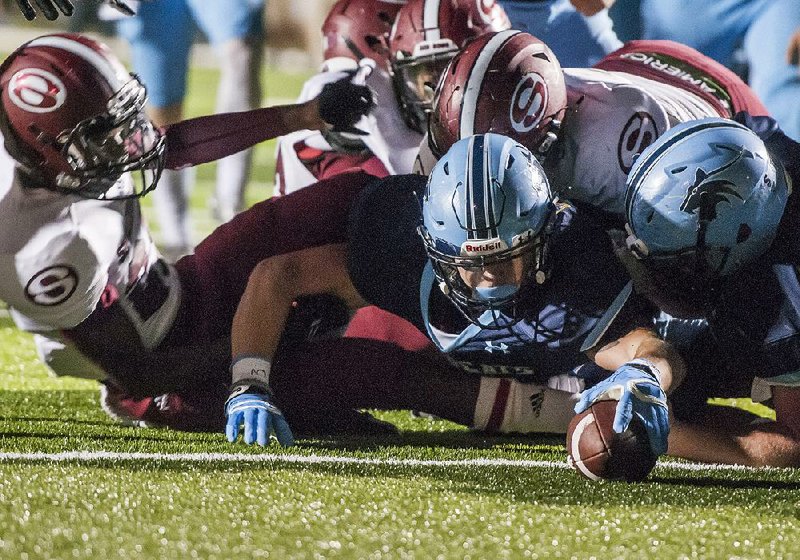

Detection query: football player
(275, 0), (511, 195)
(0, 33), (374, 428)
(226, 133), (684, 454)
(592, 118), (799, 467)
(275, 0), (512, 355)
(422, 33), (770, 221)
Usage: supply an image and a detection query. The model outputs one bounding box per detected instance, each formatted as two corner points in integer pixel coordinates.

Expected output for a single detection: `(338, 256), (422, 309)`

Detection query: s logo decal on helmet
(8, 68), (66, 113)
(510, 73), (548, 133)
(429, 30), (566, 159)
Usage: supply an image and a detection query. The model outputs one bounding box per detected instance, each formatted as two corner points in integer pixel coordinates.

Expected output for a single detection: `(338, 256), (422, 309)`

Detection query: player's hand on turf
(13, 0), (73, 20)
(225, 386), (295, 447)
(317, 60), (376, 136)
(575, 360), (669, 456)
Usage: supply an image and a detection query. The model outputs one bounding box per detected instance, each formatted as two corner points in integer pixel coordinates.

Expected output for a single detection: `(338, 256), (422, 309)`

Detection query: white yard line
(0, 451), (784, 473)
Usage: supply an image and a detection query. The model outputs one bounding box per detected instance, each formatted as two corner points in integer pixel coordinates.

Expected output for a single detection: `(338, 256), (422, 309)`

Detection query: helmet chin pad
(474, 284), (518, 301)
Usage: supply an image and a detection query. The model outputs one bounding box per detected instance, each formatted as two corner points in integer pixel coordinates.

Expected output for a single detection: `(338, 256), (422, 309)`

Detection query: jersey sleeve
(0, 205), (122, 330)
(347, 174), (430, 331)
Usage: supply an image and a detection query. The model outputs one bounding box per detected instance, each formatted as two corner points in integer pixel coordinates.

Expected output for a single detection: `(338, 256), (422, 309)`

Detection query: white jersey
(0, 173), (181, 357)
(0, 134), (13, 198)
(550, 67), (723, 217)
(275, 58), (423, 194)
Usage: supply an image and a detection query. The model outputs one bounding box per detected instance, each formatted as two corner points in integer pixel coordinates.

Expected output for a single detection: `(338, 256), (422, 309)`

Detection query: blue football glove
(574, 360), (669, 456)
(225, 386), (295, 447)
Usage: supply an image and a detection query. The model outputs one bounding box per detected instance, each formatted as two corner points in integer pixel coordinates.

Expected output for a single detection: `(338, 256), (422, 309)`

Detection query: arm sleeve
(163, 105), (308, 169)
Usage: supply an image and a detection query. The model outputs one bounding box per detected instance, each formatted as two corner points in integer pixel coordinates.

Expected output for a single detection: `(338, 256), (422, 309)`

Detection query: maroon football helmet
(0, 33), (164, 199)
(389, 0), (511, 132)
(428, 30), (567, 159)
(322, 0), (406, 70)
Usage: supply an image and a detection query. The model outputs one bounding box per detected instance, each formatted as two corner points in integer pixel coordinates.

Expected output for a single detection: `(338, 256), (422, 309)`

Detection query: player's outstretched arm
(577, 328), (686, 457)
(669, 386), (800, 467)
(163, 73), (374, 170)
(225, 244), (367, 446)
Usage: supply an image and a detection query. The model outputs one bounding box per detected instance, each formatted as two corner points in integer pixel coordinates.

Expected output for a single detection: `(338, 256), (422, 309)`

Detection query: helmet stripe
(460, 30), (520, 141)
(423, 0), (442, 42)
(625, 119), (745, 226)
(484, 135), (498, 238)
(27, 35), (125, 91)
(465, 135), (476, 238)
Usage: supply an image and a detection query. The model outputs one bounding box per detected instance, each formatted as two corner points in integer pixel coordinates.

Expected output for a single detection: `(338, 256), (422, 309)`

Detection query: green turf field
(3, 60), (800, 560)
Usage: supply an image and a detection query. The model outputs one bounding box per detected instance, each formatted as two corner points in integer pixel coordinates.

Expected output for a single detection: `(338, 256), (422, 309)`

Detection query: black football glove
(318, 65), (376, 136)
(14, 0), (73, 20)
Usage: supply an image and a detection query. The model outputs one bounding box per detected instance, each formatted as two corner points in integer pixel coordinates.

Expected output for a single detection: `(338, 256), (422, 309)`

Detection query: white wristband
(231, 356), (272, 389)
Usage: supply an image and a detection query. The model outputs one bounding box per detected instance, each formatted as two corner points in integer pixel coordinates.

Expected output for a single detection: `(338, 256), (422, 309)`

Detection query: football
(566, 399), (658, 482)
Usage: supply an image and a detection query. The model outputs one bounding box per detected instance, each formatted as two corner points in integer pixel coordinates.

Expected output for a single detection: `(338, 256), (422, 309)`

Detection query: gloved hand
(318, 61), (376, 136)
(14, 0), (73, 20)
(225, 386), (295, 447)
(574, 359), (669, 456)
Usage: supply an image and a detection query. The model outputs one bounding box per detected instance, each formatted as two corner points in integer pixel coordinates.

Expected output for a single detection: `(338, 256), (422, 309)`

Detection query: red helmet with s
(389, 0), (511, 132)
(0, 33), (164, 199)
(322, 0), (407, 70)
(428, 30), (567, 159)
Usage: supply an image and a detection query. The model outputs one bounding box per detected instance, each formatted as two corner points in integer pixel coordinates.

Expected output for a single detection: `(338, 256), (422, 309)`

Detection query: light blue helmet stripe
(625, 119), (743, 226)
(465, 135), (475, 238)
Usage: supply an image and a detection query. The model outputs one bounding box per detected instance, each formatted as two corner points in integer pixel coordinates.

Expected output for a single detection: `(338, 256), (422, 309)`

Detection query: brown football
(566, 399), (657, 482)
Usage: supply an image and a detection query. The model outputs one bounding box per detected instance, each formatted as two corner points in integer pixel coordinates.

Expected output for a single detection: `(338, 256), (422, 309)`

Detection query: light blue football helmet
(625, 118), (789, 297)
(418, 133), (555, 325)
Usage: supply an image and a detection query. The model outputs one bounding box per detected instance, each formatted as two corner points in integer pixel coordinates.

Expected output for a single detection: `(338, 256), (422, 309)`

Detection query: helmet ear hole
(736, 223), (752, 243)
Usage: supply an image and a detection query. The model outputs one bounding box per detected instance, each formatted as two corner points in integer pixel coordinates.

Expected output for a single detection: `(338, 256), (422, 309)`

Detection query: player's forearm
(230, 244), (366, 367)
(164, 101), (323, 169)
(592, 328), (686, 393)
(669, 419), (800, 467)
(231, 257), (297, 364)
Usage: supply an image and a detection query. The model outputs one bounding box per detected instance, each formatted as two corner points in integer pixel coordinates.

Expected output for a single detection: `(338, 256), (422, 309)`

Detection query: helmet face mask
(58, 77), (164, 199)
(420, 132), (554, 328)
(391, 44), (458, 133)
(0, 34), (166, 200)
(321, 0), (405, 70)
(389, 0), (511, 134)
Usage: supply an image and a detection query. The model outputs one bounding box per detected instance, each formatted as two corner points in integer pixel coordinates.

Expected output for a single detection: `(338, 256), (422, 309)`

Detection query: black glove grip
(318, 76), (375, 132)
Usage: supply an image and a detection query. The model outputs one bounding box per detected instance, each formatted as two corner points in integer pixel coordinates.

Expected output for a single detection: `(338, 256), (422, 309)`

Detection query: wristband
(231, 356), (272, 390)
(624, 358), (662, 383)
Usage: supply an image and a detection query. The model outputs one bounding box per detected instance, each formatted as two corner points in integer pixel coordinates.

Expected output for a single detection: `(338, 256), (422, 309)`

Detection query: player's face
(457, 253), (529, 294)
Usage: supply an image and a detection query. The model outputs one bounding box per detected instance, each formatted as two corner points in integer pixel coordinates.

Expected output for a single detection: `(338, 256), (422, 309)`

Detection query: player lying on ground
(0, 32), (374, 426)
(225, 133), (684, 455)
(590, 117), (800, 467)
